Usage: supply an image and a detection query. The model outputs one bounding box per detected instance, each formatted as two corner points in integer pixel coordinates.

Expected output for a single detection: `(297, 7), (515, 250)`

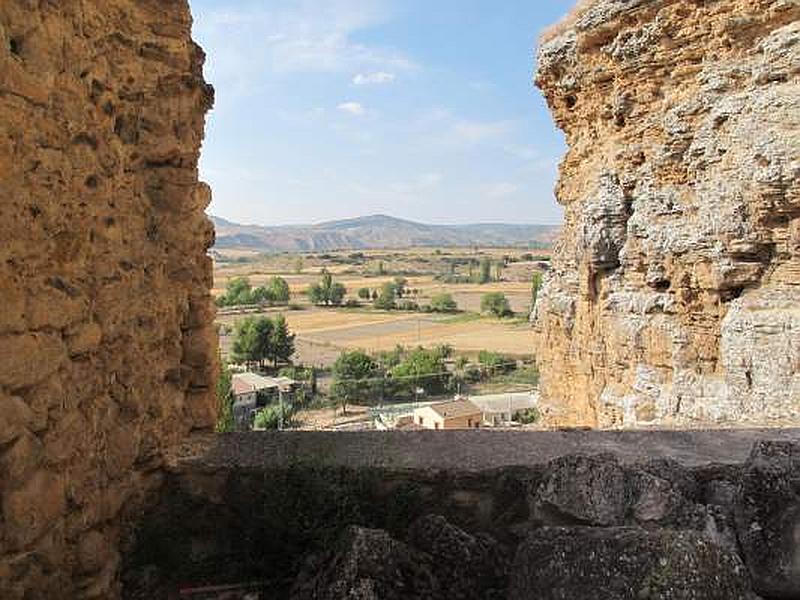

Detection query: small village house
(413, 399), (483, 430)
(231, 372), (298, 430)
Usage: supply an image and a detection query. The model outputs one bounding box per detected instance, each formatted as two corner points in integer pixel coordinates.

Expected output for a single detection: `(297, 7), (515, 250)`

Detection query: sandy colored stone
(66, 321), (103, 356)
(0, 394), (34, 445)
(0, 333), (67, 390)
(0, 0), (216, 596)
(533, 0), (800, 428)
(0, 431), (43, 486)
(0, 268), (26, 334)
(3, 470), (66, 548)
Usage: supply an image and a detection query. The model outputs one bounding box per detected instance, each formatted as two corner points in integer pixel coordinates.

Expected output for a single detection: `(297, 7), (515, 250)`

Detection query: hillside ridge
(210, 213), (559, 252)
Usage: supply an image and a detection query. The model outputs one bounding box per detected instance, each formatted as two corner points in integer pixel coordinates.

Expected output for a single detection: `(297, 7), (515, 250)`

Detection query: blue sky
(190, 0), (574, 226)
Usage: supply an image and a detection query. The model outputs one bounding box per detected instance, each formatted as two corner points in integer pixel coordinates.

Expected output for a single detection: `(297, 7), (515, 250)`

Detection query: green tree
(358, 287), (372, 300)
(227, 277), (252, 300)
(377, 345), (405, 370)
(373, 281), (397, 310)
(308, 269), (346, 306)
(269, 276), (291, 304)
(231, 316), (274, 368)
(330, 282), (346, 305)
(308, 283), (324, 305)
(391, 347), (449, 396)
(478, 257), (492, 284)
(252, 317), (274, 367)
(216, 276), (255, 306)
(215, 358), (234, 433)
(481, 292), (513, 318)
(331, 350), (383, 414)
(294, 256), (304, 274)
(430, 293), (458, 313)
(268, 314), (296, 366)
(231, 317), (259, 366)
(251, 286), (274, 305)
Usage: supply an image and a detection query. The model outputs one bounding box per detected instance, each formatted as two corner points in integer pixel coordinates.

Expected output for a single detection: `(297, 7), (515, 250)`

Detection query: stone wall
(0, 1), (216, 597)
(533, 0), (800, 427)
(122, 431), (800, 599)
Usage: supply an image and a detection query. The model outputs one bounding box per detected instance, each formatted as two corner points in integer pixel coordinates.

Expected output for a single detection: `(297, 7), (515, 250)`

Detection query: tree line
(328, 345), (529, 414)
(216, 276), (291, 307)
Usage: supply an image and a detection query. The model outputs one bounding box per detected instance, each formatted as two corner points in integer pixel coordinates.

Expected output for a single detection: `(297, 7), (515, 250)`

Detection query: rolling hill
(210, 214), (559, 252)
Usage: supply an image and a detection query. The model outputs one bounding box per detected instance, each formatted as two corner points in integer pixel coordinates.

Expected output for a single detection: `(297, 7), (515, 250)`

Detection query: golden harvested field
(218, 308), (534, 366)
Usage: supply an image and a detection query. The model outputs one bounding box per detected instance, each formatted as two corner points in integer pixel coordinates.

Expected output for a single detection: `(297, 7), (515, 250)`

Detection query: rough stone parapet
(124, 431), (800, 599)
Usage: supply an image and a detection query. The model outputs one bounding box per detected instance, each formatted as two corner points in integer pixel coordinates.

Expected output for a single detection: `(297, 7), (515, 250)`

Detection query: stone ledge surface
(171, 428), (800, 472)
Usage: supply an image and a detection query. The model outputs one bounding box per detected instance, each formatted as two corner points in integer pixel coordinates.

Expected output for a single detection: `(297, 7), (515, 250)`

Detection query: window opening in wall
(189, 0), (562, 435)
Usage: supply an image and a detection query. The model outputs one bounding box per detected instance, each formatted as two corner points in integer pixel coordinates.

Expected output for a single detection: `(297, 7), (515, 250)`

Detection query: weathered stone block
(0, 333), (67, 390)
(2, 470), (66, 549)
(0, 393), (34, 445)
(509, 527), (753, 600)
(735, 440), (800, 598)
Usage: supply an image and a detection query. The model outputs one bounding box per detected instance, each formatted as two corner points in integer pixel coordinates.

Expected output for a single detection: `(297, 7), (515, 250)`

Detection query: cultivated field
(214, 246), (549, 366)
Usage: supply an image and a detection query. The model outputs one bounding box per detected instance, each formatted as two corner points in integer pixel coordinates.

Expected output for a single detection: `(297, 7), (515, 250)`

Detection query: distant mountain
(210, 214), (559, 252)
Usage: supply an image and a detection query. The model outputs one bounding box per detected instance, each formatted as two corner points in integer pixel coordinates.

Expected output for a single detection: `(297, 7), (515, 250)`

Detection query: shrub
(478, 350), (515, 376)
(481, 292), (513, 318)
(373, 282), (397, 310)
(254, 405), (293, 430)
(514, 407), (540, 425)
(430, 293), (458, 313)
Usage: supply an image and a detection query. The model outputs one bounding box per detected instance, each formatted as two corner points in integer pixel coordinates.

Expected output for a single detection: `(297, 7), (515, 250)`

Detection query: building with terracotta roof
(412, 399), (482, 430)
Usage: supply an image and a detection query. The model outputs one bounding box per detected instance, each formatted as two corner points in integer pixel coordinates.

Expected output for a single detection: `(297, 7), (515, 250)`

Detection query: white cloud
(485, 182), (519, 199)
(194, 0), (416, 89)
(390, 172), (443, 194)
(451, 120), (513, 144)
(353, 71), (396, 85)
(337, 101), (366, 116)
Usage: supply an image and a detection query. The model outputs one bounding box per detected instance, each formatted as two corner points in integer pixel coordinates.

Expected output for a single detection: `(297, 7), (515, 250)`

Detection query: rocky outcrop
(532, 0), (800, 427)
(0, 1), (216, 597)
(291, 520), (507, 600)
